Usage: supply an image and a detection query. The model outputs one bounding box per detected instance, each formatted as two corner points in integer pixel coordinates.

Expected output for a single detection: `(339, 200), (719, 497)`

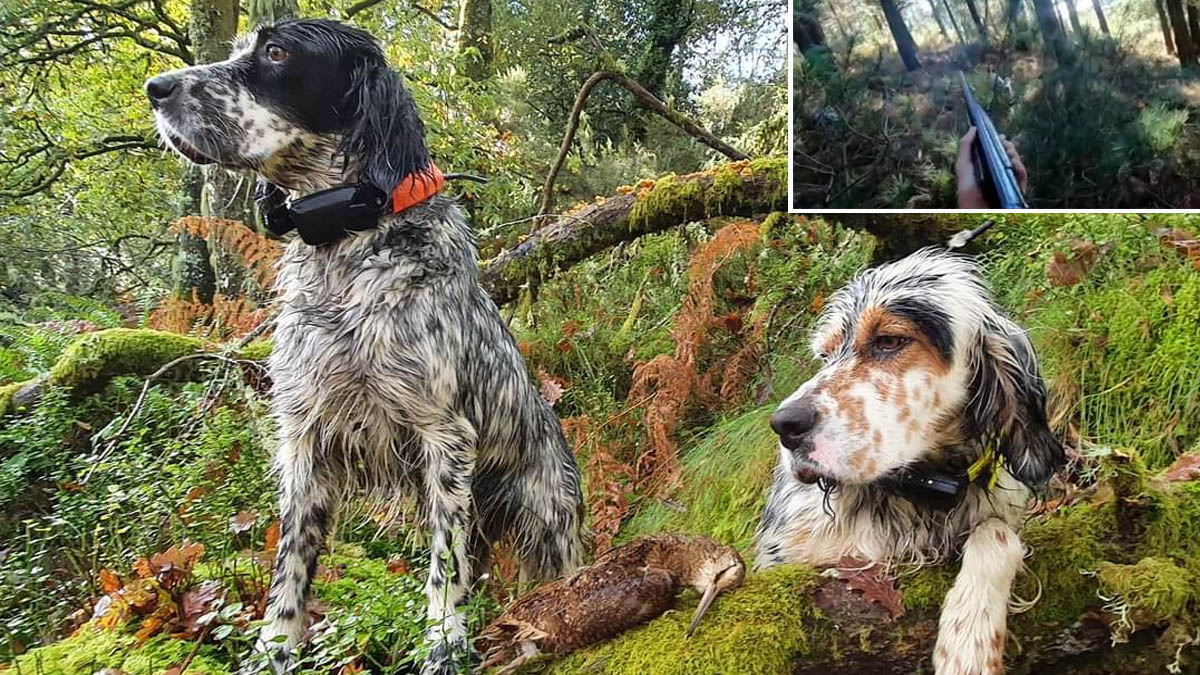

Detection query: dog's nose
(145, 74), (180, 107)
(770, 402), (819, 451)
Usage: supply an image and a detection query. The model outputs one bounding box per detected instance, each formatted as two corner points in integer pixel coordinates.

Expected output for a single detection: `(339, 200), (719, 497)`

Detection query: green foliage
(971, 214), (1200, 468)
(9, 628), (226, 675)
(622, 405), (778, 552)
(0, 374), (274, 659)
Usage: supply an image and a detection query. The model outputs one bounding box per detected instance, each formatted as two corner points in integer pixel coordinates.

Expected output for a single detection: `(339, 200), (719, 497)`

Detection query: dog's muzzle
(771, 401), (822, 484)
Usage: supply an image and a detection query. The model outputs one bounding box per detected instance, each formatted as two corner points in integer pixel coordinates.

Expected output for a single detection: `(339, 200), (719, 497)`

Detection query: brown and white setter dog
(756, 248), (1064, 674)
(145, 19), (585, 674)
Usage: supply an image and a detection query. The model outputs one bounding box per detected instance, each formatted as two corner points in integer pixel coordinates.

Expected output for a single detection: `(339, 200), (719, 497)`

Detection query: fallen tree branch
(537, 71), (749, 218)
(0, 328), (272, 418)
(483, 157), (786, 305)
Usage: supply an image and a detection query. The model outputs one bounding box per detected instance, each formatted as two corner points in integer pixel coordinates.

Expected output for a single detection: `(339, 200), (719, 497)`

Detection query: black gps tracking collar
(264, 183), (389, 246)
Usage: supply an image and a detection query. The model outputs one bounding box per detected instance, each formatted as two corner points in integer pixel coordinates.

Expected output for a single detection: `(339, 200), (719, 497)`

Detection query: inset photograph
(791, 0), (1200, 209)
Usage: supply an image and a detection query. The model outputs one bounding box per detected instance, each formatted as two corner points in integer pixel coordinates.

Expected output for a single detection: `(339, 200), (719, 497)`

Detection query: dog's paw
(932, 631), (1005, 675)
(238, 639), (292, 675)
(421, 638), (479, 675)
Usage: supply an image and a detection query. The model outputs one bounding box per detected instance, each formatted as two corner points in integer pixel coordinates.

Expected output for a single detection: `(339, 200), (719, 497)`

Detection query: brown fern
(564, 415), (634, 556)
(171, 216), (281, 289)
(148, 291), (270, 341)
(626, 220), (762, 493)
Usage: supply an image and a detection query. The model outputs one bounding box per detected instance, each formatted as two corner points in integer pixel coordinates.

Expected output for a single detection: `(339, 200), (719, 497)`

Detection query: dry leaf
(537, 368), (567, 407)
(836, 556), (905, 620)
(230, 511), (257, 534)
(386, 555), (411, 575)
(1161, 452), (1200, 483)
(99, 569), (123, 594)
(180, 580), (224, 636)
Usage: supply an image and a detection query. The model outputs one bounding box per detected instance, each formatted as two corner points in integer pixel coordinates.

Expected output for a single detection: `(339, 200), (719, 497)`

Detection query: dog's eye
(266, 44), (289, 62)
(874, 335), (909, 353)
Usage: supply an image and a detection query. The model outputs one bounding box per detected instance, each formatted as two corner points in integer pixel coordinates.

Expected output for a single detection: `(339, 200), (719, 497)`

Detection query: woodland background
(791, 0), (1200, 208)
(3, 0), (1200, 674)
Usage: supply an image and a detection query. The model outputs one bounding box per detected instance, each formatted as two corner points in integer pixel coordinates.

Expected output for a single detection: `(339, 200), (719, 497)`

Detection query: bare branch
(537, 71), (748, 218)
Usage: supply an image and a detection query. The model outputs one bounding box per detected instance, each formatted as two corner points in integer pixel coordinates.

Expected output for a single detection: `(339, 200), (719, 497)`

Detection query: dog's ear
(341, 61), (431, 194)
(965, 320), (1064, 489)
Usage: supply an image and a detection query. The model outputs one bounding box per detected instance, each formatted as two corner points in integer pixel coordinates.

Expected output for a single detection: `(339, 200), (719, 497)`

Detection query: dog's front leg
(933, 518), (1024, 675)
(253, 431), (337, 673)
(420, 416), (478, 675)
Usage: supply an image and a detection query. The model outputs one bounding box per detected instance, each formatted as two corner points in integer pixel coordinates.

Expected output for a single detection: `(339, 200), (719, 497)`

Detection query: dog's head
(771, 248), (1062, 490)
(145, 19), (429, 194)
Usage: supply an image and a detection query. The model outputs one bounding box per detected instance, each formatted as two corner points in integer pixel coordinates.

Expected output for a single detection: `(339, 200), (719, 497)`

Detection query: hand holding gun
(956, 71), (1028, 209)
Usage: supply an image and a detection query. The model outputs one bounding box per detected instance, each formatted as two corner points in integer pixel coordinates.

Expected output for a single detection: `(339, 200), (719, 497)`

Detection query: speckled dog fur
(756, 249), (1064, 675)
(146, 19), (585, 674)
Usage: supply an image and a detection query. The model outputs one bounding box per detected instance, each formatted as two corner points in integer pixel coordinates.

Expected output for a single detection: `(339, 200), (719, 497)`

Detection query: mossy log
(480, 157), (787, 306)
(0, 328), (271, 417)
(541, 454), (1200, 674)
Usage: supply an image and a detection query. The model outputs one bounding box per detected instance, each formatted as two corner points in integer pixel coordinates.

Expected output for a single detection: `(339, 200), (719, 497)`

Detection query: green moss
(48, 328), (204, 394)
(234, 340), (273, 362)
(8, 626), (225, 674)
(706, 165), (743, 213)
(545, 565), (819, 675)
(0, 380), (23, 415)
(629, 174), (705, 227)
(900, 566), (955, 613)
(626, 156), (787, 230)
(1098, 556), (1194, 624)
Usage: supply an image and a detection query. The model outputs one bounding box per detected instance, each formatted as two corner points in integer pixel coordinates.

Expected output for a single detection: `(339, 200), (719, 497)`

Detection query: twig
(82, 319), (274, 482)
(536, 71), (749, 219)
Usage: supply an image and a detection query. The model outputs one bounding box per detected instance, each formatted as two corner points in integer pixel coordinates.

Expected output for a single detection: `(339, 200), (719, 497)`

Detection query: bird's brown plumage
(476, 534), (745, 673)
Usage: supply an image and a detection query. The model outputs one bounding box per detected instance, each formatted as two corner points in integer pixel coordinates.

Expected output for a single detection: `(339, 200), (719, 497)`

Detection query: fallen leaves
(1156, 227), (1200, 271)
(836, 556), (905, 620)
(537, 368), (568, 407)
(230, 510), (257, 535)
(1160, 452), (1200, 484)
(1046, 239), (1109, 287)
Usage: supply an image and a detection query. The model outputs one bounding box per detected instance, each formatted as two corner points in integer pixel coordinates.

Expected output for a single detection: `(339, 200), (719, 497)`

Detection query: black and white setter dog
(756, 248), (1064, 674)
(145, 19), (585, 674)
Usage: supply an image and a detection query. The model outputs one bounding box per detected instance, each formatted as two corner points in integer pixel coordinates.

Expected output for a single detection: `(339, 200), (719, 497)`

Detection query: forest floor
(792, 32), (1200, 208)
(2, 210), (1200, 673)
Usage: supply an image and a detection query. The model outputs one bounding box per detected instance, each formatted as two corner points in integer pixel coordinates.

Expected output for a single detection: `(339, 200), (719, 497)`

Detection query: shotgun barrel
(958, 71), (1027, 209)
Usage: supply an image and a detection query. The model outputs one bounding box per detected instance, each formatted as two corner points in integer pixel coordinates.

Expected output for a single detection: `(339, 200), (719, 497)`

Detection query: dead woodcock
(475, 534), (746, 674)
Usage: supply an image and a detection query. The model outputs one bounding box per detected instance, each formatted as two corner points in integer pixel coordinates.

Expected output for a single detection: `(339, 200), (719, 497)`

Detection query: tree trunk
(1166, 0), (1197, 66)
(964, 0), (989, 38)
(825, 0), (853, 40)
(879, 0), (923, 70)
(246, 0), (296, 24)
(1155, 0), (1177, 54)
(458, 0), (493, 81)
(1032, 0), (1068, 55)
(484, 159), (785, 305)
(928, 0), (950, 38)
(183, 0), (241, 303)
(633, 0), (692, 99)
(1091, 0), (1110, 34)
(1063, 0), (1085, 33)
(943, 0), (969, 44)
(793, 12), (828, 54)
(1189, 2), (1200, 51)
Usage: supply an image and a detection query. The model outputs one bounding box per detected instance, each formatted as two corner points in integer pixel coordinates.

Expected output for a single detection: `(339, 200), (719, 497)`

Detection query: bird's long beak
(686, 581), (721, 638)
